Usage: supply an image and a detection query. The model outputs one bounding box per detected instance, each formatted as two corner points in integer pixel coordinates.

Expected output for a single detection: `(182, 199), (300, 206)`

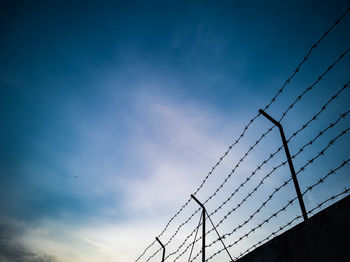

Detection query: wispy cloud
(6, 90), (249, 262)
(0, 219), (59, 262)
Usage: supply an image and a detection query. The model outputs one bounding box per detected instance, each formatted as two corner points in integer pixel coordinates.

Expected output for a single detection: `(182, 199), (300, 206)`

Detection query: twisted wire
(164, 222), (201, 260)
(205, 196), (299, 262)
(205, 210), (234, 262)
(278, 48), (350, 123)
(187, 212), (202, 262)
(207, 82), (350, 223)
(146, 125), (274, 262)
(199, 45), (350, 210)
(235, 187), (350, 260)
(163, 80), (350, 262)
(302, 159), (350, 197)
(170, 120), (349, 262)
(287, 81), (349, 142)
(209, 121), (350, 240)
(202, 50), (349, 213)
(291, 112), (349, 161)
(235, 215), (302, 260)
(165, 73), (350, 262)
(135, 9), (350, 262)
(151, 128), (276, 262)
(208, 155), (350, 262)
(295, 128), (349, 175)
(168, 101), (349, 262)
(262, 7), (350, 114)
(307, 187), (350, 215)
(193, 128), (349, 262)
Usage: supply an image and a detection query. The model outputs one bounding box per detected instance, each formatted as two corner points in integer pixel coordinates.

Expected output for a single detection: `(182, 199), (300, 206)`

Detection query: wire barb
(167, 83), (350, 262)
(135, 7), (350, 262)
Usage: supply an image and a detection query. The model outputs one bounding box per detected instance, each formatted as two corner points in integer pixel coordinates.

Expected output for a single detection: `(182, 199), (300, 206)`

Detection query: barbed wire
(287, 81), (349, 143)
(202, 49), (349, 212)
(147, 127), (277, 262)
(145, 76), (350, 262)
(295, 128), (349, 175)
(158, 78), (350, 262)
(302, 159), (350, 197)
(155, 128), (276, 261)
(134, 8), (350, 262)
(147, 82), (350, 262)
(171, 123), (349, 262)
(208, 123), (350, 238)
(207, 82), (350, 222)
(147, 84), (350, 262)
(205, 196), (299, 262)
(234, 215), (302, 260)
(187, 212), (202, 262)
(262, 7), (350, 115)
(278, 47), (350, 123)
(208, 158), (350, 262)
(165, 92), (349, 262)
(291, 113), (349, 160)
(164, 223), (201, 261)
(235, 186), (350, 261)
(189, 127), (349, 262)
(307, 187), (350, 216)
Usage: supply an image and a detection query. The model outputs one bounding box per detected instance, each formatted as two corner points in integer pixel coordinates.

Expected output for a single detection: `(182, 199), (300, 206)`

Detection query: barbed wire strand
(165, 94), (349, 262)
(168, 119), (349, 262)
(134, 9), (350, 262)
(205, 196), (299, 262)
(205, 210), (234, 262)
(152, 73), (350, 262)
(207, 121), (350, 237)
(202, 56), (350, 209)
(188, 128), (349, 262)
(302, 159), (350, 197)
(235, 215), (302, 260)
(263, 7), (350, 115)
(187, 213), (202, 262)
(295, 128), (349, 175)
(238, 159), (350, 259)
(209, 158), (350, 262)
(199, 49), (350, 224)
(207, 82), (350, 221)
(287, 81), (349, 143)
(278, 48), (350, 123)
(161, 75), (350, 262)
(235, 187), (350, 260)
(307, 187), (350, 216)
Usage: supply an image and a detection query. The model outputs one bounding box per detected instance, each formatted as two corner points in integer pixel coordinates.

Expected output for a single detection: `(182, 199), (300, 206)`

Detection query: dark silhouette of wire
(135, 8), (350, 262)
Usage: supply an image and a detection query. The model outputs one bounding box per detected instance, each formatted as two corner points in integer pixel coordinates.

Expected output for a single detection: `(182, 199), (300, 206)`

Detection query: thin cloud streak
(6, 91), (253, 262)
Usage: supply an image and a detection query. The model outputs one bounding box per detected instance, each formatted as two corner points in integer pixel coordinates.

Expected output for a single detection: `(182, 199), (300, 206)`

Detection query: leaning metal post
(259, 109), (308, 221)
(155, 237), (165, 262)
(191, 194), (206, 262)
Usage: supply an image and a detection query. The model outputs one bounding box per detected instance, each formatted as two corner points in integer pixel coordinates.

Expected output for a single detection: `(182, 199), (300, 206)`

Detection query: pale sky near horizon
(1, 1), (350, 262)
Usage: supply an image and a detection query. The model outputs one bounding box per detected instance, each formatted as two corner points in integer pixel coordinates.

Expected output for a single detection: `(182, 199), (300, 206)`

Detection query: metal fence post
(191, 194), (206, 262)
(155, 237), (165, 262)
(259, 109), (308, 221)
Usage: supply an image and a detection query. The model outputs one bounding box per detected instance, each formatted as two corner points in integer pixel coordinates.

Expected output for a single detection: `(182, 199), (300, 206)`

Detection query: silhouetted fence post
(155, 237), (165, 262)
(191, 194), (206, 262)
(191, 194), (234, 262)
(259, 109), (308, 221)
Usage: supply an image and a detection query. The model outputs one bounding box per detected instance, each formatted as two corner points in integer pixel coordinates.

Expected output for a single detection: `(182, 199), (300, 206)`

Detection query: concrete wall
(237, 195), (350, 262)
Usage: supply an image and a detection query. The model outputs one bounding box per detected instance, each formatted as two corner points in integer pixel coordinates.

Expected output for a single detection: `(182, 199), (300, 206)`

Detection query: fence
(134, 7), (350, 262)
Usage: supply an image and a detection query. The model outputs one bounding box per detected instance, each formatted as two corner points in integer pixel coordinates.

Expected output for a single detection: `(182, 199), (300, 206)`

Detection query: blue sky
(1, 1), (350, 261)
